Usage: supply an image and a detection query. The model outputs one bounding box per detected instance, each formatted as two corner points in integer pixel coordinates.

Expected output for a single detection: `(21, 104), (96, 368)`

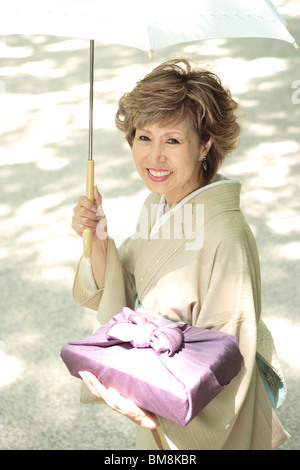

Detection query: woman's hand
(71, 186), (107, 242)
(78, 371), (160, 430)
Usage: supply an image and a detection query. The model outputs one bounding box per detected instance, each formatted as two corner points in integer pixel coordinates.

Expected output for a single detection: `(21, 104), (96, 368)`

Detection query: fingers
(94, 185), (102, 207)
(71, 186), (106, 238)
(77, 196), (97, 213)
(107, 388), (159, 429)
(79, 371), (159, 430)
(74, 204), (99, 224)
(71, 206), (99, 237)
(78, 371), (106, 399)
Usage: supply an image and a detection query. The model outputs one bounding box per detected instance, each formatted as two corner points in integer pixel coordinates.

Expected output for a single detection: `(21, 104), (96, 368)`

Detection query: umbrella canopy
(1, 0), (297, 257)
(0, 0), (297, 52)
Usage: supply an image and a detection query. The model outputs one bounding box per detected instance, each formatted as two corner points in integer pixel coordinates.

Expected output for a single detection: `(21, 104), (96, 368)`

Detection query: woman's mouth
(146, 168), (173, 182)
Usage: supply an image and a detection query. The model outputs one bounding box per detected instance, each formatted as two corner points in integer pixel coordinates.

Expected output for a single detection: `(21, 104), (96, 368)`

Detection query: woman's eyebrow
(137, 128), (186, 137)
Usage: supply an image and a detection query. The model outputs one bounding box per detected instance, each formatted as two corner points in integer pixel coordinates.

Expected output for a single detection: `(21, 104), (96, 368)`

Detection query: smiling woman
(70, 58), (290, 451)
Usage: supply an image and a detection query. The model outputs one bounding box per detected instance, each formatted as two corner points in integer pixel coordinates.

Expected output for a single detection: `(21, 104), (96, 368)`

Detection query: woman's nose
(148, 143), (166, 164)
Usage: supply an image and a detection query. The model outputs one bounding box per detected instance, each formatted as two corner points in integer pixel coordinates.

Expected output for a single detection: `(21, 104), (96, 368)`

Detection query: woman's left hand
(78, 371), (160, 430)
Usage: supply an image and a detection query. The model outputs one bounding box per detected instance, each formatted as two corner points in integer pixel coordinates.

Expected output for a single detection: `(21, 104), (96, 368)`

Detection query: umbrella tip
(148, 50), (153, 60)
(292, 41), (299, 50)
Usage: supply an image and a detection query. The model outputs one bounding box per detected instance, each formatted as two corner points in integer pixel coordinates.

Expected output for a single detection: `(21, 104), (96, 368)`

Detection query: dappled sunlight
(226, 140), (299, 187)
(277, 0), (300, 16)
(14, 193), (81, 263)
(246, 123), (278, 137)
(244, 188), (279, 205)
(32, 264), (77, 283)
(0, 248), (8, 260)
(0, 203), (10, 217)
(280, 242), (300, 259)
(213, 56), (290, 94)
(37, 156), (69, 170)
(0, 91), (79, 163)
(37, 236), (82, 264)
(0, 139), (56, 165)
(0, 41), (33, 59)
(46, 38), (88, 52)
(183, 38), (230, 57)
(0, 353), (24, 388)
(254, 141), (299, 157)
(264, 317), (300, 373)
(1, 188), (83, 288)
(267, 213), (300, 234)
(254, 164), (289, 188)
(0, 56), (66, 78)
(17, 59), (66, 78)
(16, 193), (66, 219)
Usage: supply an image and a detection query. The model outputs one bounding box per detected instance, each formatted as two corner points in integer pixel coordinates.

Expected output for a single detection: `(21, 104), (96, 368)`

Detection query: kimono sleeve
(72, 255), (104, 311)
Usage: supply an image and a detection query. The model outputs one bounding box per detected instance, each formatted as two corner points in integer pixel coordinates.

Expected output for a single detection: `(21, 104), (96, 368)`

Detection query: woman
(71, 59), (289, 450)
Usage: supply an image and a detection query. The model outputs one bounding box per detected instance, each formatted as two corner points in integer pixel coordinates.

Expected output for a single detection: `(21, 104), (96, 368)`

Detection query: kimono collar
(150, 174), (241, 240)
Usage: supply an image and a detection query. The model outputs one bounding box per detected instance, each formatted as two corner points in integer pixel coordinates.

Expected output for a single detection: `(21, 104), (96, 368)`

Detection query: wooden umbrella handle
(83, 159), (94, 258)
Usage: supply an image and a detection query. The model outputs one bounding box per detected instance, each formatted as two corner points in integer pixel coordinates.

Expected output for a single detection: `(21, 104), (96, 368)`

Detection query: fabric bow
(105, 314), (184, 357)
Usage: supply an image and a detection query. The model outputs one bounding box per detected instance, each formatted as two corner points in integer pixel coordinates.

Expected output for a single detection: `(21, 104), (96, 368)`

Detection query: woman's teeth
(148, 169), (172, 177)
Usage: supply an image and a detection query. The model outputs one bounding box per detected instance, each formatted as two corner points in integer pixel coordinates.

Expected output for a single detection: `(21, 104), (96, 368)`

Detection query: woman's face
(132, 120), (211, 206)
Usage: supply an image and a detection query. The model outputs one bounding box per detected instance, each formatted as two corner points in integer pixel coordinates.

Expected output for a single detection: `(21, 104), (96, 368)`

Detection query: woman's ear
(203, 137), (213, 156)
(198, 137), (213, 161)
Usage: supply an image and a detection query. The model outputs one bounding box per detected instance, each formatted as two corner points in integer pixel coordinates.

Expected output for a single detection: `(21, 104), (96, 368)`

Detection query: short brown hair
(115, 58), (240, 181)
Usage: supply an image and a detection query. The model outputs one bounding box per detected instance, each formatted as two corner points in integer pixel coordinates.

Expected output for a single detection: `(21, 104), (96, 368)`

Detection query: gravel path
(0, 1), (299, 450)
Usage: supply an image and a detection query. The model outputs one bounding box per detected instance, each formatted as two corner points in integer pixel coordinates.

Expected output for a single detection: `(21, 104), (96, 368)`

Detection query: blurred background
(0, 0), (299, 450)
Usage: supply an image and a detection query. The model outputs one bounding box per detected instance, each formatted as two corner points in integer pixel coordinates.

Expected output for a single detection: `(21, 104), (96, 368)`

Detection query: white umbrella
(1, 0), (297, 257)
(1, 0), (297, 51)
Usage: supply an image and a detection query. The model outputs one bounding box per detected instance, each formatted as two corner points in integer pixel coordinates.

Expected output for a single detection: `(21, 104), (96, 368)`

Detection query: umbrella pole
(83, 39), (95, 258)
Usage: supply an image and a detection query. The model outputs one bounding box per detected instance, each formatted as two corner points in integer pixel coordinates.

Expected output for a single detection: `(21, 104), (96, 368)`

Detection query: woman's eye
(167, 138), (179, 144)
(139, 135), (150, 142)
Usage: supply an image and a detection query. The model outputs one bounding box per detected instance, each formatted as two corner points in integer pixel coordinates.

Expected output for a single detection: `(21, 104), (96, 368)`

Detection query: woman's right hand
(71, 186), (107, 242)
(78, 371), (160, 430)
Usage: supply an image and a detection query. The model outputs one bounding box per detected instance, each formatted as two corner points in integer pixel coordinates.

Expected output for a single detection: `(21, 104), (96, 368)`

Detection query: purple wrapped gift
(61, 308), (243, 426)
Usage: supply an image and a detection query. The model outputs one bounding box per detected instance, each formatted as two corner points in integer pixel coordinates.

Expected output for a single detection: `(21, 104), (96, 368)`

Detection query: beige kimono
(73, 175), (289, 450)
